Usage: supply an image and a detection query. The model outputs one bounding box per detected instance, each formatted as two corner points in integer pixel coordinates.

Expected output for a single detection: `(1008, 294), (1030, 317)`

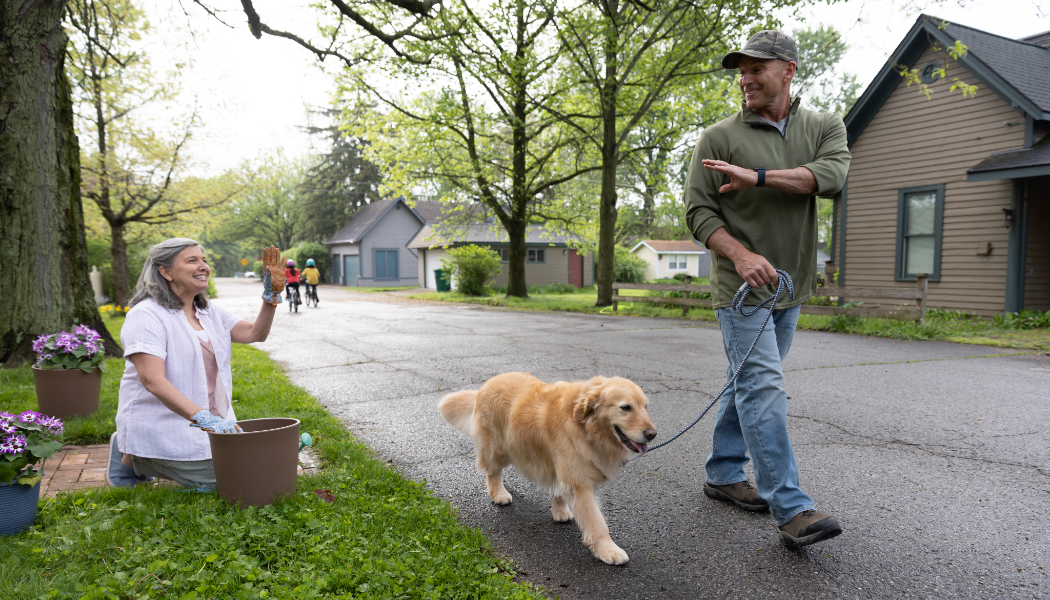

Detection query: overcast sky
(158, 0), (1050, 177)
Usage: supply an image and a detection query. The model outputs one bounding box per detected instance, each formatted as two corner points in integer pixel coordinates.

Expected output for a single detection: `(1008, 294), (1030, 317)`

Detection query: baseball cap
(721, 30), (799, 69)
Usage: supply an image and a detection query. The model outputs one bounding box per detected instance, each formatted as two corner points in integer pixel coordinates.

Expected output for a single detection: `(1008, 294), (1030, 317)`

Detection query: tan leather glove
(261, 246), (287, 306)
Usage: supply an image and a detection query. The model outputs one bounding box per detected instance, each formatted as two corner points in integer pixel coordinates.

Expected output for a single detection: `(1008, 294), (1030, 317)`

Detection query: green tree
(0, 0), (121, 364)
(351, 0), (597, 298)
(66, 0), (233, 306)
(300, 102), (384, 244)
(793, 25), (861, 118)
(548, 0), (805, 306)
(219, 157), (308, 254)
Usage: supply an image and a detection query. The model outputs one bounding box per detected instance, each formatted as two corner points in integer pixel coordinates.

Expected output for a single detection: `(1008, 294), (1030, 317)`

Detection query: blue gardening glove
(262, 269), (283, 305)
(190, 409), (242, 433)
(261, 245), (285, 306)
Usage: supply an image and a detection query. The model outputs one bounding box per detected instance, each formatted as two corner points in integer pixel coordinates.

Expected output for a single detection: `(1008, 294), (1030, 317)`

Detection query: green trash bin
(434, 269), (452, 292)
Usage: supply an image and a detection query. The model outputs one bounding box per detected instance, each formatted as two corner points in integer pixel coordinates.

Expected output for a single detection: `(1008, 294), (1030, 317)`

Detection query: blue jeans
(705, 303), (813, 525)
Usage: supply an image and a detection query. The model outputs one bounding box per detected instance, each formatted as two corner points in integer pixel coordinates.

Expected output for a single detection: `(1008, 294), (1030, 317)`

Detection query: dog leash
(646, 269), (794, 452)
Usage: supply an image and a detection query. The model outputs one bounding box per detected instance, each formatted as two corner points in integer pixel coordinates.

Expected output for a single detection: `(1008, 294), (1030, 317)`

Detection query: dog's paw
(490, 491), (513, 505)
(592, 541), (629, 565)
(551, 506), (574, 522)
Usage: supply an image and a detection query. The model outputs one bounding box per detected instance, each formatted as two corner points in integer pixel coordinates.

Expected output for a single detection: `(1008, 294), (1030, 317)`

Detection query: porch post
(1004, 179), (1029, 313)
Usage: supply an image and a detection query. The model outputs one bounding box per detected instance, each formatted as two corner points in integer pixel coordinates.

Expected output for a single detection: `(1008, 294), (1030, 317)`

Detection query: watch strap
(754, 167), (767, 187)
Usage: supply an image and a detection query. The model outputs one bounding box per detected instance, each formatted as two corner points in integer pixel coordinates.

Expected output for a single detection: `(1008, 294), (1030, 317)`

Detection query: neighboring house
(837, 14), (1050, 315)
(407, 224), (594, 289)
(629, 240), (710, 280)
(325, 199), (444, 287)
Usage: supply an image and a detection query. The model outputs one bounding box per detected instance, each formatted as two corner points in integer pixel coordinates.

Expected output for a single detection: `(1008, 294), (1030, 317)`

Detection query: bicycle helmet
(286, 259), (295, 267)
(306, 258), (315, 267)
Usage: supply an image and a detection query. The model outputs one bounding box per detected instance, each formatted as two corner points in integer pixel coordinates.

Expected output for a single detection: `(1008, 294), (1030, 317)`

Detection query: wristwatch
(753, 167), (767, 187)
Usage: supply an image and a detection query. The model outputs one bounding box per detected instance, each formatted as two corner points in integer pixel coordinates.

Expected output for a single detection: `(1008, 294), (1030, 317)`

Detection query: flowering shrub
(32, 325), (107, 373)
(99, 304), (129, 316)
(0, 410), (64, 486)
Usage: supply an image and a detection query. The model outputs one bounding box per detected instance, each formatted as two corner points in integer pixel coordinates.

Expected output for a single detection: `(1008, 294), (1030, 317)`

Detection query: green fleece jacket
(684, 97), (850, 308)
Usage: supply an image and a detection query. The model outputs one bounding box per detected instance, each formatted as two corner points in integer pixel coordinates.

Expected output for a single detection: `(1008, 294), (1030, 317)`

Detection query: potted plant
(32, 325), (107, 419)
(0, 411), (64, 535)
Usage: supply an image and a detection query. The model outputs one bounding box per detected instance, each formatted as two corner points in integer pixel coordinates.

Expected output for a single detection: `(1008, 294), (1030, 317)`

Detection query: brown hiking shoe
(703, 480), (769, 512)
(778, 510), (842, 547)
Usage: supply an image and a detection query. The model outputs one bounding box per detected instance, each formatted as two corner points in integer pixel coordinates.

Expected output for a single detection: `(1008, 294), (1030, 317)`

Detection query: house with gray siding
(325, 199), (443, 287)
(407, 224), (594, 289)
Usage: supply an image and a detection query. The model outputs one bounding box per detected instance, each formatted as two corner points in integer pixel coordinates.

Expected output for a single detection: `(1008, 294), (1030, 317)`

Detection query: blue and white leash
(647, 269), (794, 452)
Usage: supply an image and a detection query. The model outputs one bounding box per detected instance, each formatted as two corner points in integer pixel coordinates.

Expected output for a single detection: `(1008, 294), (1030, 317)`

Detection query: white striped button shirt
(117, 298), (242, 461)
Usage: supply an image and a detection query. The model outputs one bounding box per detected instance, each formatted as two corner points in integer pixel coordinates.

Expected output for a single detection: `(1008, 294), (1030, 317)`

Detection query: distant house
(837, 14), (1049, 315)
(629, 240), (710, 280)
(325, 199), (444, 287)
(407, 224), (594, 289)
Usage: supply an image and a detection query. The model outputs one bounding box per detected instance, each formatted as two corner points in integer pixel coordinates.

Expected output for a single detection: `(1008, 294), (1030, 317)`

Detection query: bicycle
(287, 285), (301, 313)
(304, 283), (318, 307)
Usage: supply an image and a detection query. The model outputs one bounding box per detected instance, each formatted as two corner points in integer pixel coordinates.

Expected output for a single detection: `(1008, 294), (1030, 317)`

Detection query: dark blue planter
(0, 476), (42, 536)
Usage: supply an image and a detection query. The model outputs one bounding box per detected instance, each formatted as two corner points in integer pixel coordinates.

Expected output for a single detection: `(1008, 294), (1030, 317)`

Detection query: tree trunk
(0, 0), (121, 366)
(110, 221), (130, 306)
(594, 7), (619, 307)
(506, 220), (528, 297)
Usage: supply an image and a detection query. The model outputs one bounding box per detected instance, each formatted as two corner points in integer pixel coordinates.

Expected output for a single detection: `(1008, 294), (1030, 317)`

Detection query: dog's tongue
(633, 440), (648, 455)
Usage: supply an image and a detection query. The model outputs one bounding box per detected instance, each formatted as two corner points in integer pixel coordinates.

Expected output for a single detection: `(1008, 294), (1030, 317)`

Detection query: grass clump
(0, 318), (545, 600)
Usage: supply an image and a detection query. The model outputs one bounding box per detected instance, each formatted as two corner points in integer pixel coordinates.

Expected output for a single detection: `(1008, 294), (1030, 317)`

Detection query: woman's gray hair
(128, 238), (209, 310)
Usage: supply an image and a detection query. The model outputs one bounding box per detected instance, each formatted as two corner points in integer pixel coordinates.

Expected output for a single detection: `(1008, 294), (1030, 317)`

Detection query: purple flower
(17, 411), (40, 424)
(73, 325), (102, 343)
(54, 332), (81, 354)
(32, 334), (51, 354)
(39, 415), (64, 435)
(0, 441), (17, 455)
(0, 411), (13, 421)
(0, 421), (15, 435)
(4, 434), (27, 449)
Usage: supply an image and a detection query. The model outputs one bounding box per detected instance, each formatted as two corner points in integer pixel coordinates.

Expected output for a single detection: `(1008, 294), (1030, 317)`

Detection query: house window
(895, 184), (944, 282)
(374, 249), (399, 280)
(527, 248), (545, 263)
(491, 247), (509, 262)
(667, 254), (687, 270)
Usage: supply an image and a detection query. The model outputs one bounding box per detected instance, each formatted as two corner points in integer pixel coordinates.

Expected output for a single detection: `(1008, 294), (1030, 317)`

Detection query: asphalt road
(214, 278), (1049, 599)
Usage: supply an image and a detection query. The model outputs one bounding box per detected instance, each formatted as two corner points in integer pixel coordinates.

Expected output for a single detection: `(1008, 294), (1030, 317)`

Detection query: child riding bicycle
(301, 258), (320, 305)
(284, 260), (301, 303)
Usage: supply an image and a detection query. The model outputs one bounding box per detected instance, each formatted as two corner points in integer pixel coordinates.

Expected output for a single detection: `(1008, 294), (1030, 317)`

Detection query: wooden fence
(612, 274), (929, 323)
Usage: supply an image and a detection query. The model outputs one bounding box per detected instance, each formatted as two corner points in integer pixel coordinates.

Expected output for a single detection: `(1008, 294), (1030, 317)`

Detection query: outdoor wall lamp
(1002, 208), (1015, 230)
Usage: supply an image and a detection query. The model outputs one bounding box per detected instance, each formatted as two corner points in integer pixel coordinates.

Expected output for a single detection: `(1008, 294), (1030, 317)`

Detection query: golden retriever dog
(439, 372), (656, 564)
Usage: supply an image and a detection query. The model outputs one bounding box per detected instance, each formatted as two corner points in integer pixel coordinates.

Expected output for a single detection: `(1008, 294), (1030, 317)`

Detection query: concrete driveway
(214, 278), (1049, 599)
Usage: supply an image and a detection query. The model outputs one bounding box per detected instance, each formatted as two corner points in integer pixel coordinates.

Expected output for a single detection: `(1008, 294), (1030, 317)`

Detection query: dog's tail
(439, 390), (477, 437)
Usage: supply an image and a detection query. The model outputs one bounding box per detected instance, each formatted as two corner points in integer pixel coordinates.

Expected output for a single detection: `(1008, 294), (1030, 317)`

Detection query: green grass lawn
(409, 287), (1050, 352)
(0, 317), (544, 599)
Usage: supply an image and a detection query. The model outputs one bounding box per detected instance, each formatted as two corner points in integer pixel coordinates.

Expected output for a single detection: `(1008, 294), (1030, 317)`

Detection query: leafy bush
(442, 245), (502, 296)
(207, 276), (217, 298)
(613, 246), (648, 283)
(993, 309), (1050, 329)
(286, 242), (331, 282)
(253, 260), (265, 278)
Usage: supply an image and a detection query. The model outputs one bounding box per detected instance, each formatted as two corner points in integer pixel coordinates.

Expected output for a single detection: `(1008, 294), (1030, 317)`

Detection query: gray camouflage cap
(721, 30), (799, 69)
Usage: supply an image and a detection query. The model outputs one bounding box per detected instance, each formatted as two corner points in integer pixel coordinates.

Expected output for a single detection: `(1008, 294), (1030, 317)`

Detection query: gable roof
(630, 240), (706, 254)
(326, 198), (424, 245)
(407, 224), (579, 249)
(844, 14), (1050, 148)
(408, 200), (447, 223)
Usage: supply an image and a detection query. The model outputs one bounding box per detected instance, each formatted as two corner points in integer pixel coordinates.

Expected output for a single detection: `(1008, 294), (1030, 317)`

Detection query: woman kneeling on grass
(107, 239), (287, 489)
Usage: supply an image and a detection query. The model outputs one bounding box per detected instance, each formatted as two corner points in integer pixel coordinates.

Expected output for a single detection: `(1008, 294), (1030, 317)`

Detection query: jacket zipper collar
(742, 97), (801, 139)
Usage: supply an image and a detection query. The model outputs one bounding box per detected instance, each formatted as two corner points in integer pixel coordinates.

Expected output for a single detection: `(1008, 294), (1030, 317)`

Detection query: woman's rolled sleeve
(121, 309), (168, 360)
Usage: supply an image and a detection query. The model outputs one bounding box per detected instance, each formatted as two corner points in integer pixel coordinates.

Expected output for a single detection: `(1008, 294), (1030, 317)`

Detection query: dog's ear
(573, 380), (605, 422)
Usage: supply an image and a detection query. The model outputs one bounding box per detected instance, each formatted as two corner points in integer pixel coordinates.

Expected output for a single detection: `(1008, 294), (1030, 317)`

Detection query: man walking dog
(684, 30), (850, 547)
